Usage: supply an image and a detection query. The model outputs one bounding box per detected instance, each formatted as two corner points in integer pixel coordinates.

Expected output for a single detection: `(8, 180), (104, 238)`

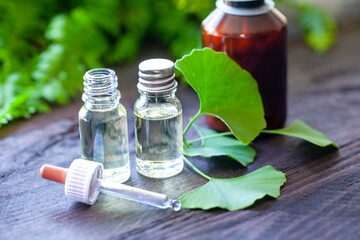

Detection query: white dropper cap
(40, 159), (181, 211)
(64, 159), (103, 205)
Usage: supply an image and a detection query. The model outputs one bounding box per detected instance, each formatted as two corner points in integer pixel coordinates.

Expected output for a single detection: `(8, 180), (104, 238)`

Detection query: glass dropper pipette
(40, 159), (181, 211)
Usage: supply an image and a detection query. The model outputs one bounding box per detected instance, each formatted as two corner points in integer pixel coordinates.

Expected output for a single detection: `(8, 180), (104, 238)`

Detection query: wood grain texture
(1, 29), (360, 240)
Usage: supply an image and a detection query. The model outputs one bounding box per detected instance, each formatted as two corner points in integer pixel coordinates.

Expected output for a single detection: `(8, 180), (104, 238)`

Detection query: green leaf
(262, 120), (338, 148)
(175, 48), (266, 144)
(180, 165), (286, 211)
(184, 124), (255, 167)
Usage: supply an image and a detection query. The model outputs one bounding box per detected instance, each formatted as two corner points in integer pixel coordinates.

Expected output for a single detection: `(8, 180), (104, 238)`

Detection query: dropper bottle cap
(41, 159), (103, 204)
(40, 159), (181, 211)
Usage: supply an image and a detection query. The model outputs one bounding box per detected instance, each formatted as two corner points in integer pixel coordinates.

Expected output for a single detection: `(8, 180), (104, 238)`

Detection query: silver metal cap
(138, 58), (177, 93)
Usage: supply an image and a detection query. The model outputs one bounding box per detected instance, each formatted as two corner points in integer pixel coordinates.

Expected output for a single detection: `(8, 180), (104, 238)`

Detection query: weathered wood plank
(0, 29), (360, 240)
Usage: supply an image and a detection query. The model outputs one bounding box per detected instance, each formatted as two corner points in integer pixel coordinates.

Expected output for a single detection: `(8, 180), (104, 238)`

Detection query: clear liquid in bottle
(135, 107), (183, 178)
(79, 105), (130, 183)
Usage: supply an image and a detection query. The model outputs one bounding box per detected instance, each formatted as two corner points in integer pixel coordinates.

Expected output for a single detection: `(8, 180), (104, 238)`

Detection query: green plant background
(0, 0), (336, 127)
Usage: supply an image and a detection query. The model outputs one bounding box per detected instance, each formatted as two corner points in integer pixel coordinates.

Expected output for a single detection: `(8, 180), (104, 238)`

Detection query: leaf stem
(183, 111), (201, 148)
(188, 132), (233, 144)
(183, 156), (211, 180)
(261, 130), (272, 133)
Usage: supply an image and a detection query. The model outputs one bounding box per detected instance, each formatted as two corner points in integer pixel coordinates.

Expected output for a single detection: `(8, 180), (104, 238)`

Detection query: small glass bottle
(78, 68), (130, 183)
(134, 59), (183, 178)
(202, 0), (287, 130)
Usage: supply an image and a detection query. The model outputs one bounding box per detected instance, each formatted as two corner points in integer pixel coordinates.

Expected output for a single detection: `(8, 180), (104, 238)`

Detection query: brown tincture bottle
(202, 0), (287, 130)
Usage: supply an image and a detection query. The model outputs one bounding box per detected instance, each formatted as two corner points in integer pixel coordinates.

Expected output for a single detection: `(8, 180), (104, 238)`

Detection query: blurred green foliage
(277, 0), (337, 53)
(0, 0), (337, 127)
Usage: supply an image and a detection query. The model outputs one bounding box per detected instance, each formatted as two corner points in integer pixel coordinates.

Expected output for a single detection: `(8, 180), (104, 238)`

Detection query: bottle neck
(224, 0), (264, 8)
(82, 68), (120, 111)
(216, 0), (274, 16)
(138, 89), (176, 102)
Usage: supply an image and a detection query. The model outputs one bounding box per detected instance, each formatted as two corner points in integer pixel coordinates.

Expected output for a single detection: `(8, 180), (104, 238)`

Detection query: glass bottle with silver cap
(134, 58), (183, 178)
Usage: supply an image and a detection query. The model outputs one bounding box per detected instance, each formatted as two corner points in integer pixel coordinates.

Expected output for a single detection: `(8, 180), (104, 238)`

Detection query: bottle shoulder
(134, 94), (182, 108)
(79, 103), (127, 120)
(202, 8), (287, 37)
(134, 96), (182, 119)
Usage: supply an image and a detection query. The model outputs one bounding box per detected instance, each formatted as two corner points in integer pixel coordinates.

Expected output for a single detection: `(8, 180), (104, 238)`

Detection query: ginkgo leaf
(184, 124), (255, 166)
(262, 120), (338, 148)
(175, 48), (266, 144)
(180, 165), (286, 211)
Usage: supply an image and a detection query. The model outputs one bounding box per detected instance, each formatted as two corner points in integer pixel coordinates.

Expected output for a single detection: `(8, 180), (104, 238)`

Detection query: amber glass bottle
(202, 0), (287, 130)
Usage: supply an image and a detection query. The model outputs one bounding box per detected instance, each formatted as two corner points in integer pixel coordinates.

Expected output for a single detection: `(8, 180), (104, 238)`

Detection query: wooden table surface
(1, 28), (360, 240)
